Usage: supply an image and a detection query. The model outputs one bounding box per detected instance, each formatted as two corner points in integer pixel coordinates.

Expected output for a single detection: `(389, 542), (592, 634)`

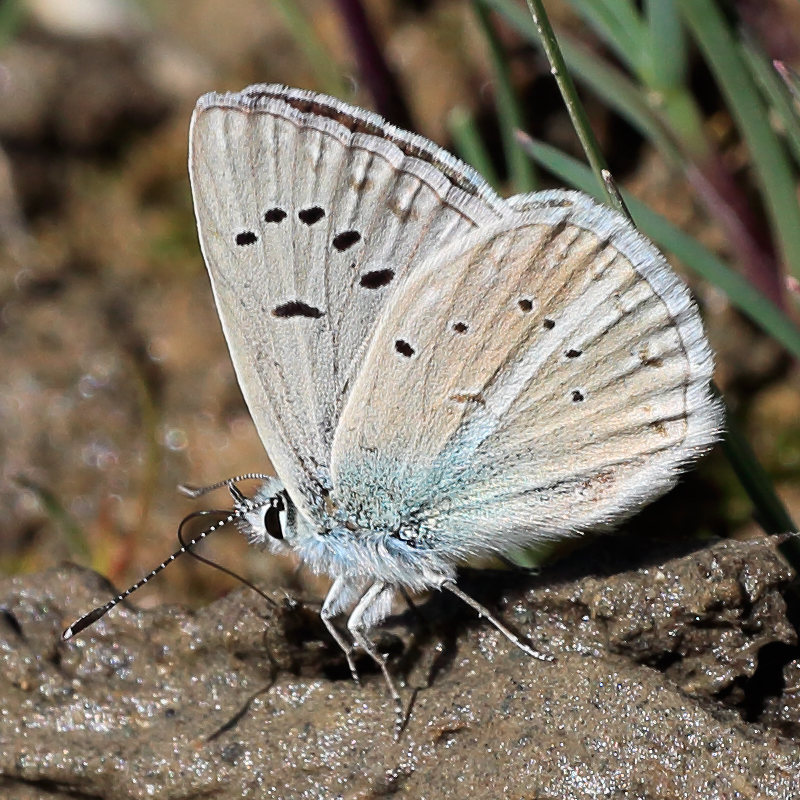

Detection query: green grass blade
(558, 34), (685, 164)
(677, 0), (800, 282)
(15, 476), (92, 563)
(0, 0), (25, 48)
(518, 0), (625, 209)
(639, 0), (709, 158)
(448, 106), (502, 191)
(740, 34), (800, 171)
(473, 0), (536, 193)
(490, 0), (707, 163)
(270, 0), (348, 99)
(642, 0), (685, 89)
(561, 0), (641, 70)
(717, 396), (797, 535)
(484, 0), (684, 169)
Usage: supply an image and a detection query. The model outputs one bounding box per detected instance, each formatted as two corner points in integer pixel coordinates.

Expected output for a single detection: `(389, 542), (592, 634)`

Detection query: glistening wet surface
(0, 536), (797, 799)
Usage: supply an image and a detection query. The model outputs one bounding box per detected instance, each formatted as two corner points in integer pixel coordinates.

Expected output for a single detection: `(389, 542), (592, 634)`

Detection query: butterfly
(66, 84), (723, 732)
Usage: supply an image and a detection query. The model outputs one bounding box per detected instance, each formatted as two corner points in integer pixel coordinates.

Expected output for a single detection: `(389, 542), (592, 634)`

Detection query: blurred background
(1, 0), (800, 612)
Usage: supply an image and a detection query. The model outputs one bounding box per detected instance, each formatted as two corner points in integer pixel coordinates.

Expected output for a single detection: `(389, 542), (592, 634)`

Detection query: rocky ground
(0, 536), (798, 798)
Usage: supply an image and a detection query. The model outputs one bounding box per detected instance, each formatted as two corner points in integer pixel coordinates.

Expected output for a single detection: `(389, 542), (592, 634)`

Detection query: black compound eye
(264, 495), (285, 540)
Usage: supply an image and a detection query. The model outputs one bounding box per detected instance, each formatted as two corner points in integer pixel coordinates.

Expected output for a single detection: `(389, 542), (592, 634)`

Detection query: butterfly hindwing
(330, 193), (722, 559)
(189, 85), (507, 517)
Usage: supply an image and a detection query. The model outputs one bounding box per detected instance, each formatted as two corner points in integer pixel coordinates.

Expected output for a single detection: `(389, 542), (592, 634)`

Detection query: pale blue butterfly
(65, 84), (723, 730)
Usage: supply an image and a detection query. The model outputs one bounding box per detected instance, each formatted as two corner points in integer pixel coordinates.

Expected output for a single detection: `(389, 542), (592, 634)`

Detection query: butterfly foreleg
(320, 576), (363, 685)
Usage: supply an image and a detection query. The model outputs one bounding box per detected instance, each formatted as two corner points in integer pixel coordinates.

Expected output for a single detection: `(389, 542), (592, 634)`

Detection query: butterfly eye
(264, 494), (285, 540)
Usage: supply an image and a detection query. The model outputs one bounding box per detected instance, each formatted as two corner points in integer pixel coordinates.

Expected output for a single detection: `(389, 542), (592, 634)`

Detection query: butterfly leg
(347, 581), (405, 734)
(320, 576), (362, 685)
(442, 581), (554, 663)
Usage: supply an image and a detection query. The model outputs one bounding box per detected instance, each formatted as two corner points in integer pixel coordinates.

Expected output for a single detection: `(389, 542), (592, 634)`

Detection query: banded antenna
(62, 474), (275, 640)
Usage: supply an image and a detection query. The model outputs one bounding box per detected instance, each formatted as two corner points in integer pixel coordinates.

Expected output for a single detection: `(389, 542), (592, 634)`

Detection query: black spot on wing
(360, 269), (395, 289)
(273, 301), (324, 319)
(236, 231), (257, 246)
(333, 230), (361, 251)
(265, 208), (287, 223)
(395, 340), (415, 357)
(571, 389), (585, 402)
(298, 207), (325, 225)
(543, 318), (555, 329)
(452, 321), (469, 334)
(566, 349), (582, 358)
(518, 298), (534, 313)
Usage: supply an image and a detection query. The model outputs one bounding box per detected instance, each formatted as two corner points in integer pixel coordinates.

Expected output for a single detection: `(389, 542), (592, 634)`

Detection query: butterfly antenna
(227, 483), (248, 505)
(62, 508), (245, 641)
(178, 473), (273, 499)
(176, 510), (279, 609)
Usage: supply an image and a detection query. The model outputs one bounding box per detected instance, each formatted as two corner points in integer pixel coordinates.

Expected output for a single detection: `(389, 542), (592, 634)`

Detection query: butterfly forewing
(330, 195), (722, 558)
(189, 85), (508, 517)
